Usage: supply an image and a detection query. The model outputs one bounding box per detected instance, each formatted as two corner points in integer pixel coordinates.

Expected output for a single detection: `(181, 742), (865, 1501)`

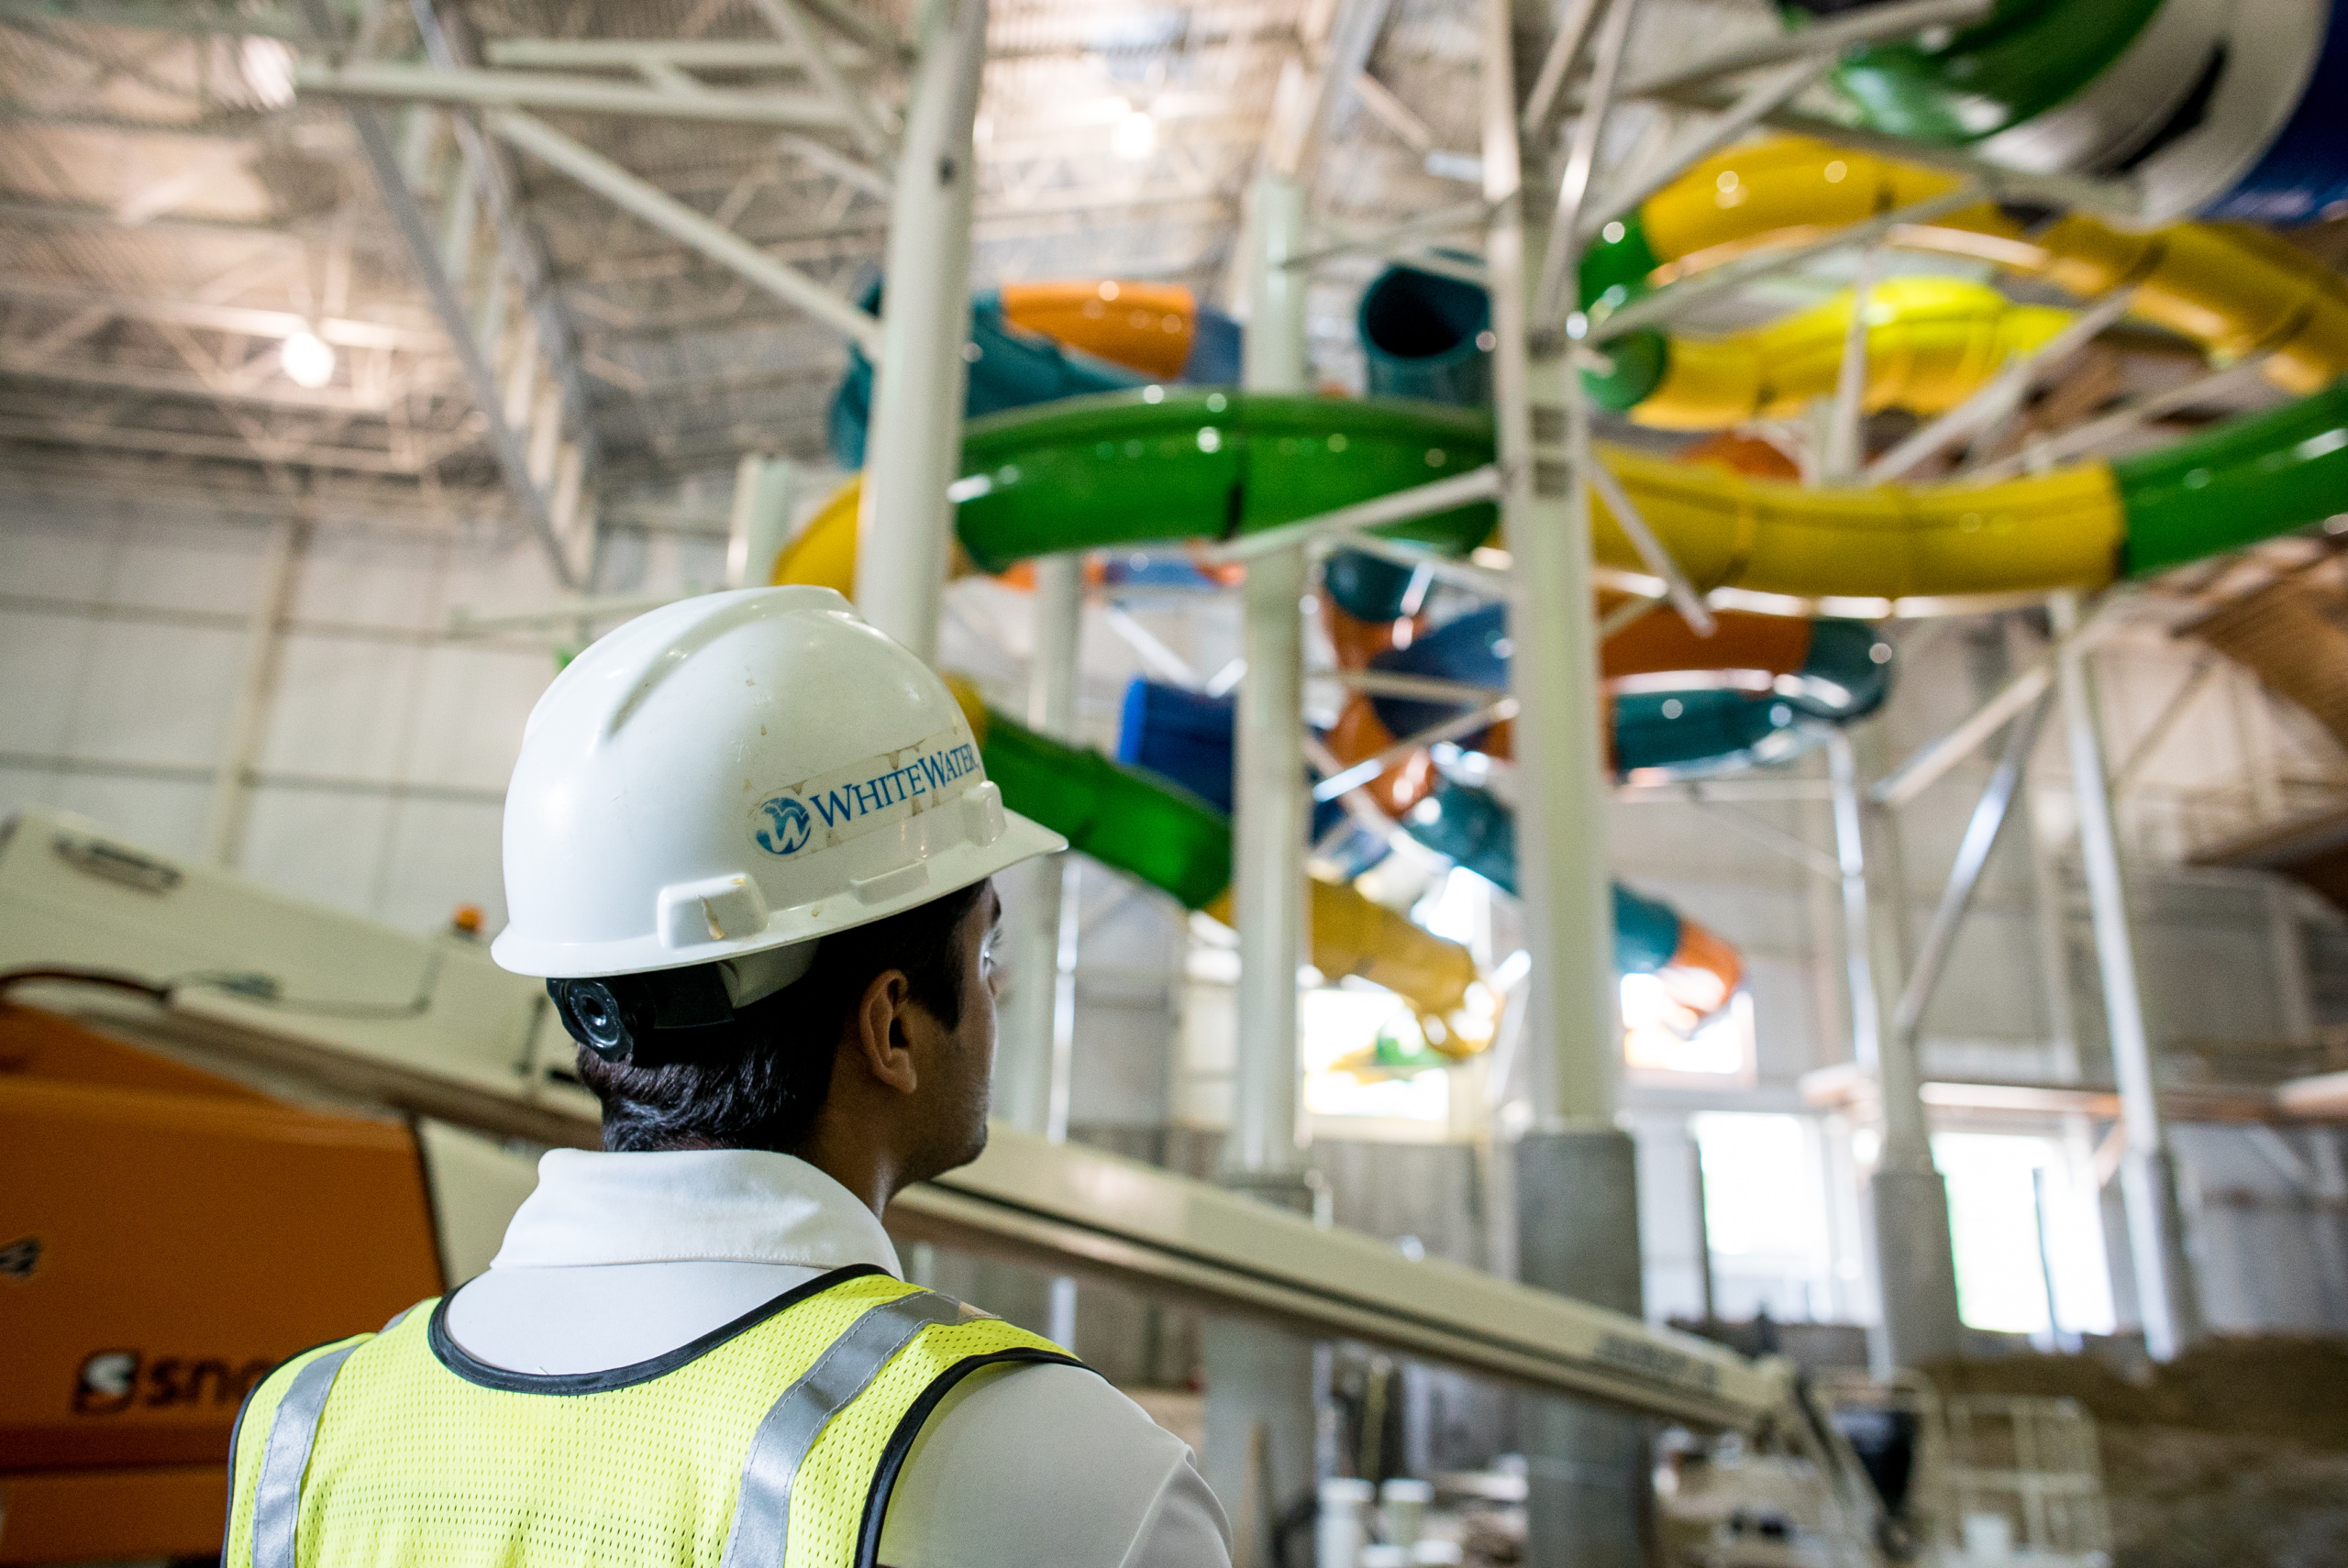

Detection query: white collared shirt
(444, 1148), (1231, 1568)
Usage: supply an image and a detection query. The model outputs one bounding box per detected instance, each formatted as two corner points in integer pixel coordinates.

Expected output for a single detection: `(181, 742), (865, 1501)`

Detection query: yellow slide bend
(1633, 138), (2348, 397)
(770, 474), (862, 597)
(1592, 447), (2126, 603)
(1637, 276), (2071, 430)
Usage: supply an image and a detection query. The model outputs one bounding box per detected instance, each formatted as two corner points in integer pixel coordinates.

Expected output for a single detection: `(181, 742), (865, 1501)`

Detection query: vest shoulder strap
(737, 1286), (1089, 1568)
(224, 1325), (398, 1568)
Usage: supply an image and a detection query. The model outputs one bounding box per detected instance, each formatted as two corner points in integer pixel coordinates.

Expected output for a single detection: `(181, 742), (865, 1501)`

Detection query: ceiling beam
(0, 0), (303, 38)
(294, 60), (853, 129)
(0, 413), (433, 473)
(413, 0), (602, 473)
(294, 0), (575, 588)
(0, 349), (445, 412)
(0, 279), (443, 350)
(0, 194), (297, 236)
(482, 37), (874, 73)
(490, 107), (882, 352)
(0, 101), (270, 138)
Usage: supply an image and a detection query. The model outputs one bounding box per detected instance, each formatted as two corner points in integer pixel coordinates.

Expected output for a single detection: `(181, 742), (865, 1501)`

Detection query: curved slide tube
(1366, 264), (2074, 431)
(1580, 137), (2348, 403)
(1110, 679), (1744, 1019)
(943, 679), (1491, 1042)
(1782, 0), (2348, 224)
(782, 463), (1887, 782)
(829, 281), (1241, 467)
(1375, 136), (2348, 431)
(1357, 602), (1889, 767)
(949, 380), (2348, 605)
(1313, 547), (1889, 794)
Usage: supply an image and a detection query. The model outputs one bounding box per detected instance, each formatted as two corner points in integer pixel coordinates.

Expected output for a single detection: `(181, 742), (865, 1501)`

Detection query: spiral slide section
(1106, 679), (1745, 1020)
(806, 292), (1762, 1027)
(828, 280), (1241, 468)
(1375, 138), (2348, 436)
(1783, 0), (2348, 225)
(950, 367), (2348, 606)
(943, 679), (1503, 1041)
(1368, 263), (2075, 432)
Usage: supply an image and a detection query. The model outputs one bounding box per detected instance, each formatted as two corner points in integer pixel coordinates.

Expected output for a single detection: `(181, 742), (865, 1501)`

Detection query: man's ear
(848, 968), (921, 1096)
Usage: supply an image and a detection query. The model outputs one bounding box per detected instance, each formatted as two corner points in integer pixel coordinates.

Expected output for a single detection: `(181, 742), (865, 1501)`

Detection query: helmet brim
(492, 808), (1067, 980)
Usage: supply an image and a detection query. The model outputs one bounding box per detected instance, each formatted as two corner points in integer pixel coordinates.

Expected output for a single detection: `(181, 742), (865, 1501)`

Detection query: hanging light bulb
(280, 329), (336, 389)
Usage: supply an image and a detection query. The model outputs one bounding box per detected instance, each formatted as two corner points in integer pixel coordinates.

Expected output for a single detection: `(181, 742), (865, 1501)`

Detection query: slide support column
(997, 553), (1082, 1141)
(1485, 1), (1647, 1562)
(1204, 168), (1321, 1566)
(1830, 725), (1965, 1373)
(853, 0), (988, 660)
(2053, 591), (2201, 1360)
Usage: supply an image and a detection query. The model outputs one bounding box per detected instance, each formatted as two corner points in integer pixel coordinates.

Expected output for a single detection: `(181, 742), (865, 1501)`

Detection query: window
(1933, 1132), (2114, 1337)
(1692, 1111), (1834, 1320)
(1300, 986), (1451, 1124)
(1623, 975), (1755, 1085)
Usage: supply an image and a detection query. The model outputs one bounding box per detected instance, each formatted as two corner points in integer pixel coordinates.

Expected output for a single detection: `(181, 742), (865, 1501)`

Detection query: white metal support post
(998, 553), (1082, 1139)
(2006, 616), (2113, 1339)
(2050, 590), (2201, 1359)
(989, 550), (1083, 1350)
(725, 453), (796, 589)
(1204, 168), (1321, 1568)
(1224, 171), (1312, 1190)
(1828, 724), (1966, 1371)
(1487, 0), (1649, 1562)
(852, 0), (989, 661)
(1491, 0), (1623, 1161)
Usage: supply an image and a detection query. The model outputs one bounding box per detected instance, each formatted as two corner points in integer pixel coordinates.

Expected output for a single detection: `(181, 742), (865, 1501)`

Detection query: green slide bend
(1791, 0), (2166, 146)
(976, 711), (1232, 910)
(956, 381), (2348, 586)
(2114, 383), (2348, 576)
(957, 391), (1496, 572)
(976, 704), (1701, 977)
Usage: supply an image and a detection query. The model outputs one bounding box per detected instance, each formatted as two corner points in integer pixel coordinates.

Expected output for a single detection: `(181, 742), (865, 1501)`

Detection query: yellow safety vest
(223, 1264), (1081, 1568)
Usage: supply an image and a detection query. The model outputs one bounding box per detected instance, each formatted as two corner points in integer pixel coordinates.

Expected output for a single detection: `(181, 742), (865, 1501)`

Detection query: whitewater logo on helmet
(749, 725), (982, 858)
(754, 797), (812, 856)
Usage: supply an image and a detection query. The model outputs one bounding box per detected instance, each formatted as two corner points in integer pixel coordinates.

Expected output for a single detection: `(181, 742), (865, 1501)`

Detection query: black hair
(576, 878), (991, 1154)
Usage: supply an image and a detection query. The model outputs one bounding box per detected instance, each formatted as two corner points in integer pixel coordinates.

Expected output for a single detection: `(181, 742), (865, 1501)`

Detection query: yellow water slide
(1622, 138), (2348, 400)
(1633, 276), (2071, 430)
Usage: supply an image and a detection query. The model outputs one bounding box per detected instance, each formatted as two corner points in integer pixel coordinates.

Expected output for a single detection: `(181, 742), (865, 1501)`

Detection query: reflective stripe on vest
(223, 1267), (1081, 1568)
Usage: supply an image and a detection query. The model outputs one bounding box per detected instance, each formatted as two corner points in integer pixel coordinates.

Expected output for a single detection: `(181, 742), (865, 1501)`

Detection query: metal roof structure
(0, 0), (1340, 546)
(0, 0), (2318, 580)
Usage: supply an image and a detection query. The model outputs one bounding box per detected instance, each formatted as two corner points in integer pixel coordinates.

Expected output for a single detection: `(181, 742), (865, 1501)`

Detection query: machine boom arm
(1, 806), (1783, 1430)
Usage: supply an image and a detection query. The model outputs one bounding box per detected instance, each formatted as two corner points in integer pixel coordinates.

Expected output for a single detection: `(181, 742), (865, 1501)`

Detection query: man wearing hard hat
(220, 588), (1233, 1566)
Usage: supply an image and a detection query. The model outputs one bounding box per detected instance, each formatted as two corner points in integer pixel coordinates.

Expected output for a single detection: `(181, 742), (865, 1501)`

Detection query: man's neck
(784, 1126), (902, 1221)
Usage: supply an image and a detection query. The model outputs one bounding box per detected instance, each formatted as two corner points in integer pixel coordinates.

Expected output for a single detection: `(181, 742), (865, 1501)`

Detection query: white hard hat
(493, 586), (1063, 981)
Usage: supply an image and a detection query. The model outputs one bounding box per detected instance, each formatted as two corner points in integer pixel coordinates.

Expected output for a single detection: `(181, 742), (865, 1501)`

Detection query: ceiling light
(1113, 108), (1157, 161)
(240, 38), (296, 108)
(280, 330), (337, 389)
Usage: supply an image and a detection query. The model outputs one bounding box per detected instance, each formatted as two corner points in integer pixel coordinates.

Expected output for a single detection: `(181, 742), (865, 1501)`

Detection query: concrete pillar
(2052, 591), (2201, 1360)
(1514, 1132), (1651, 1568)
(852, 0), (988, 660)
